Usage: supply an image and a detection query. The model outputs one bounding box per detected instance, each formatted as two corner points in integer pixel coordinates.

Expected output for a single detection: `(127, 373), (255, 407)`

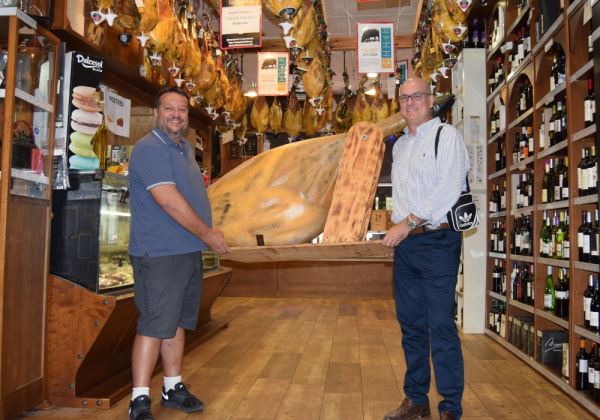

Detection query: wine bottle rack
(480, 0), (600, 416)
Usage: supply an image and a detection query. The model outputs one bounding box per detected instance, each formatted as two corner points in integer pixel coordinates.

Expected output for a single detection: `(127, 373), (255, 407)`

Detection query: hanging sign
(220, 0), (262, 49)
(257, 52), (289, 96)
(357, 22), (395, 74)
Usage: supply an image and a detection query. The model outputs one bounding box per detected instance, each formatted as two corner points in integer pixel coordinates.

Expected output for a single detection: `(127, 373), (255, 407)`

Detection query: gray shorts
(130, 252), (203, 339)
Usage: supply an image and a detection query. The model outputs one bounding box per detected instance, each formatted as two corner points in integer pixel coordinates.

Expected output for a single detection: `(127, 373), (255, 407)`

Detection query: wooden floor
(24, 297), (595, 419)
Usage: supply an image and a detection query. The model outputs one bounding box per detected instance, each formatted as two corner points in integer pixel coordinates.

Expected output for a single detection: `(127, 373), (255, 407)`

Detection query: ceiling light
(367, 72), (378, 79)
(365, 87), (377, 96)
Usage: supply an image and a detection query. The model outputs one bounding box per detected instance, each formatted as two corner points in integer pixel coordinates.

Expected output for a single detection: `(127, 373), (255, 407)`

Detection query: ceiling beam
(260, 34), (413, 52)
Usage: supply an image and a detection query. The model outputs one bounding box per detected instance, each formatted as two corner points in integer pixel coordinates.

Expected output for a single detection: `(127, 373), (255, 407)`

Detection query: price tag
(221, 130), (234, 144)
(544, 39), (553, 53)
(505, 41), (513, 50)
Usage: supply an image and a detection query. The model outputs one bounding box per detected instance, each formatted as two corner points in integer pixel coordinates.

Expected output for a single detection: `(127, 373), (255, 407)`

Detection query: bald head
(398, 77), (435, 134)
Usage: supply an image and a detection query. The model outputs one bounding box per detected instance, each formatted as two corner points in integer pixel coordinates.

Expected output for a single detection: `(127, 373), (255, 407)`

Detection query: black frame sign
(220, 0), (262, 49)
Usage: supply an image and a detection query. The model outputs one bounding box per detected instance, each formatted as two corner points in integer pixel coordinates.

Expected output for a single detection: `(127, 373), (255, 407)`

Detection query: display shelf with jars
(0, 6), (60, 418)
(481, 0), (600, 416)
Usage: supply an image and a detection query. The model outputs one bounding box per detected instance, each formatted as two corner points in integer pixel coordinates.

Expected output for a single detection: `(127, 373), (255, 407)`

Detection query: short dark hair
(155, 87), (190, 108)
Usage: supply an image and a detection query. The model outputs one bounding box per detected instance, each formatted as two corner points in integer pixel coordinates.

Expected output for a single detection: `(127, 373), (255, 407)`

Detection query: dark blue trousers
(393, 228), (464, 418)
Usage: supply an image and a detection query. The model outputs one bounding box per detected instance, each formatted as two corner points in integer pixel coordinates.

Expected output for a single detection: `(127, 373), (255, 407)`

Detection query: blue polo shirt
(128, 128), (212, 257)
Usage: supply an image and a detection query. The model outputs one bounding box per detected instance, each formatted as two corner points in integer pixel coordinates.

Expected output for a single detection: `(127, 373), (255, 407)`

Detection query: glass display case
(50, 171), (133, 293)
(1, 7), (57, 199)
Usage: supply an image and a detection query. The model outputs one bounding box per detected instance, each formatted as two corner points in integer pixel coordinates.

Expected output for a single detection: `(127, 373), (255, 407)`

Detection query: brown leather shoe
(383, 398), (431, 419)
(439, 411), (456, 420)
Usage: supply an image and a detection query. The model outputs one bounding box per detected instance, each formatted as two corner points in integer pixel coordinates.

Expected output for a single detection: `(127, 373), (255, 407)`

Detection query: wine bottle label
(587, 167), (595, 190)
(556, 291), (568, 299)
(591, 311), (599, 327)
(589, 367), (595, 383)
(584, 297), (592, 318)
(562, 187), (568, 199)
(518, 44), (524, 60)
(542, 189), (548, 203)
(585, 100), (593, 122)
(544, 294), (553, 308)
(578, 232), (585, 248)
(563, 241), (570, 258)
(579, 360), (589, 373)
(583, 235), (591, 254)
(595, 371), (600, 388)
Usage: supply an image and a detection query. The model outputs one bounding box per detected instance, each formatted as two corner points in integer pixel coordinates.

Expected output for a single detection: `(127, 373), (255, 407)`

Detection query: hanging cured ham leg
(208, 95), (455, 247)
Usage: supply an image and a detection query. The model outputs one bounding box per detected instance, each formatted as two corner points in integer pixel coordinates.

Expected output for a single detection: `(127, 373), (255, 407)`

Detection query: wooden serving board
(322, 122), (385, 242)
(220, 241), (393, 263)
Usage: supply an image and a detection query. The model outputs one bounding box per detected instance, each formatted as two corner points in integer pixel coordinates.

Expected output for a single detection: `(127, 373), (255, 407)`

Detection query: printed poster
(220, 0), (262, 49)
(257, 52), (289, 96)
(104, 89), (131, 137)
(357, 22), (395, 74)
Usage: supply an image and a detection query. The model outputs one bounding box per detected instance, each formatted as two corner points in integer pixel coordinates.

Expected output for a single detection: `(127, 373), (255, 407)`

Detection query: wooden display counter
(45, 267), (232, 409)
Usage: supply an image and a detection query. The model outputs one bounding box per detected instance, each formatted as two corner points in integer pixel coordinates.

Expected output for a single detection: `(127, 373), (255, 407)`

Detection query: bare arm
(382, 213), (425, 247)
(149, 184), (230, 254)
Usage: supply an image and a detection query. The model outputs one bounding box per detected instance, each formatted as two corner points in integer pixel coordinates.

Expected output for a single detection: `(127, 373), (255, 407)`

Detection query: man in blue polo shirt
(127, 87), (229, 420)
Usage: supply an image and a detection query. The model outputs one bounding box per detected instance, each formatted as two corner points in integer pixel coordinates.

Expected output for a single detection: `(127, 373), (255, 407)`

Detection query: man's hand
(203, 228), (230, 254)
(382, 221), (410, 247)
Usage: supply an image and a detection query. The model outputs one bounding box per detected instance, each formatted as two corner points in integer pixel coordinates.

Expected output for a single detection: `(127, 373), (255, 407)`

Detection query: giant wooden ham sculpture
(208, 95), (455, 247)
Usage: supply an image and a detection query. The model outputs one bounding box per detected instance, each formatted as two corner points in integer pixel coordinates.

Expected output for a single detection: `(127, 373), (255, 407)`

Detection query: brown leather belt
(408, 223), (450, 236)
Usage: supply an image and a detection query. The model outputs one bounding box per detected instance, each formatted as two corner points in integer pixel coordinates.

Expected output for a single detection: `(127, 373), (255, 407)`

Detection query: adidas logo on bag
(459, 212), (473, 224)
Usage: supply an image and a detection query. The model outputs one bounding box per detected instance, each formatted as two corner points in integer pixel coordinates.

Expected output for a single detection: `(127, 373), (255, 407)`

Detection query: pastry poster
(63, 52), (104, 171)
(257, 52), (289, 96)
(220, 0), (262, 49)
(357, 22), (395, 74)
(104, 89), (131, 137)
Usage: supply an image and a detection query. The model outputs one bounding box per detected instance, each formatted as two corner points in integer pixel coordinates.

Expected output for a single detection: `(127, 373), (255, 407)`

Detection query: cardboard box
(370, 210), (388, 231)
(536, 329), (568, 366)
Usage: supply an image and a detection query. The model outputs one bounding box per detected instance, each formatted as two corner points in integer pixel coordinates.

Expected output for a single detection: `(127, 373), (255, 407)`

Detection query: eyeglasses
(398, 92), (432, 103)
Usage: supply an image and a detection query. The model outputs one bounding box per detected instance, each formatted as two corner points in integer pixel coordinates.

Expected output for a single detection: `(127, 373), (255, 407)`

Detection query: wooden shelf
(568, 0), (587, 17)
(486, 39), (505, 62)
(509, 299), (535, 313)
(574, 261), (600, 272)
(571, 60), (594, 82)
(532, 14), (565, 57)
(536, 309), (569, 329)
(574, 194), (598, 205)
(537, 257), (570, 268)
(573, 124), (597, 143)
(489, 210), (507, 218)
(510, 254), (534, 263)
(509, 156), (535, 172)
(489, 290), (507, 302)
(574, 325), (600, 344)
(535, 83), (567, 110)
(488, 129), (507, 144)
(538, 200), (570, 211)
(484, 331), (600, 418)
(508, 107), (534, 130)
(488, 168), (507, 180)
(505, 4), (531, 38)
(487, 81), (507, 104)
(511, 205), (534, 216)
(506, 54), (532, 84)
(538, 140), (568, 158)
(489, 252), (507, 259)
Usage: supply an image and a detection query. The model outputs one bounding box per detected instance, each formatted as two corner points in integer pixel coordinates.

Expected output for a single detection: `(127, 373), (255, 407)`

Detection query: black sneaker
(129, 395), (154, 420)
(161, 382), (205, 413)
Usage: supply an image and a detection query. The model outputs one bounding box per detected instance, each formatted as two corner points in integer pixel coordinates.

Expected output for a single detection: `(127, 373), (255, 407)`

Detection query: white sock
(131, 387), (150, 400)
(164, 375), (182, 392)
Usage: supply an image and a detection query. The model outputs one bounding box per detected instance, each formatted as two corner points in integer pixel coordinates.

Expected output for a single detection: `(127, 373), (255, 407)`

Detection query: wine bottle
(589, 26), (594, 60)
(590, 280), (600, 333)
(542, 160), (552, 204)
(589, 345), (598, 399)
(578, 211), (589, 262)
(584, 274), (595, 328)
(555, 268), (569, 318)
(544, 266), (555, 312)
(513, 132), (520, 164)
(501, 180), (507, 211)
(578, 148), (590, 197)
(511, 262), (519, 301)
(592, 209), (600, 264)
(584, 77), (595, 128)
(492, 259), (501, 292)
(588, 146), (597, 195)
(583, 211), (593, 263)
(540, 211), (551, 258)
(522, 216), (532, 256)
(576, 337), (590, 390)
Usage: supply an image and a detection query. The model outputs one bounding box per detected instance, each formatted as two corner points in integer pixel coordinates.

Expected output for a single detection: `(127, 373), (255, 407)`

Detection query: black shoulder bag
(434, 126), (480, 232)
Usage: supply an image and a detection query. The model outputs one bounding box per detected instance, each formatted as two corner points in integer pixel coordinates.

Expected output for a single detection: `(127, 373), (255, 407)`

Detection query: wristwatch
(406, 215), (417, 230)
